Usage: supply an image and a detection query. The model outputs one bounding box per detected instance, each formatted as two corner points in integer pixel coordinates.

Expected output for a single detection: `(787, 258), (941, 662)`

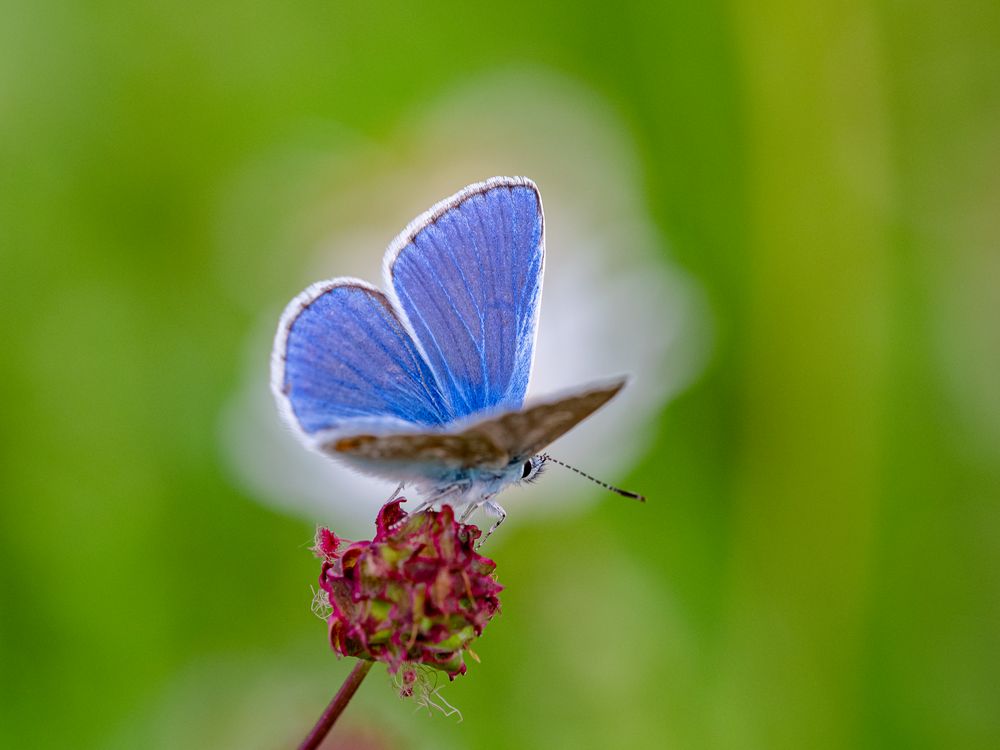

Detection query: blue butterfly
(271, 176), (636, 536)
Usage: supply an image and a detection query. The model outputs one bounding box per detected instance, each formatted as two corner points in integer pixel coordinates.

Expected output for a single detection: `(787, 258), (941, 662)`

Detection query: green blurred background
(2, 1), (999, 748)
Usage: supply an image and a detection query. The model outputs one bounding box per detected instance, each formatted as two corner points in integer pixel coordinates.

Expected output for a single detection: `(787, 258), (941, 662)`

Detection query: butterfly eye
(521, 460), (534, 479)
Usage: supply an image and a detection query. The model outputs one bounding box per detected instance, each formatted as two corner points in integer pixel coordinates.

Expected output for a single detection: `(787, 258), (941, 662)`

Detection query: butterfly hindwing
(326, 378), (625, 471)
(460, 377), (626, 460)
(273, 280), (451, 438)
(386, 177), (544, 420)
(328, 432), (509, 472)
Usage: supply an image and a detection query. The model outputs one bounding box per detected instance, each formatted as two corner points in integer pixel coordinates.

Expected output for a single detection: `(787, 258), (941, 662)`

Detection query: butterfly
(271, 176), (640, 537)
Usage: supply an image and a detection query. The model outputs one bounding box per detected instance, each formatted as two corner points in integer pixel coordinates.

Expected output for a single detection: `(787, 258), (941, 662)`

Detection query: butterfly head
(518, 454), (547, 484)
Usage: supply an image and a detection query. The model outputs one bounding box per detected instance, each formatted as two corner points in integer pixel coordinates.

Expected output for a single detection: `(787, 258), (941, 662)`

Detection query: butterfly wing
(458, 377), (626, 460)
(272, 280), (451, 443)
(327, 378), (626, 471)
(385, 176), (544, 420)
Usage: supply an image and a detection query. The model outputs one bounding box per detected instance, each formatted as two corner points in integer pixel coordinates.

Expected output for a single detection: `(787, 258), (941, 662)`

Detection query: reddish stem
(298, 660), (373, 750)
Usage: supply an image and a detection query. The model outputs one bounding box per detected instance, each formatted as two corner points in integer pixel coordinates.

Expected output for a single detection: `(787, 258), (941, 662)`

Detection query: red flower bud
(314, 499), (502, 678)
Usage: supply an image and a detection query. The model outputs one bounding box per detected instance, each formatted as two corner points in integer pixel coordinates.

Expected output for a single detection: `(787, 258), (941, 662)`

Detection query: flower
(314, 498), (502, 678)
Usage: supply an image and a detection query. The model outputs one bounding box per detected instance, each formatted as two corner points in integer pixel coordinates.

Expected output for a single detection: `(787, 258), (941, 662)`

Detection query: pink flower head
(314, 498), (502, 678)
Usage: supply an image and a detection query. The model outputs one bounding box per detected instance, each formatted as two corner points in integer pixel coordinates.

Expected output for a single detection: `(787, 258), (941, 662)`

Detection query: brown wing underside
(324, 378), (626, 470)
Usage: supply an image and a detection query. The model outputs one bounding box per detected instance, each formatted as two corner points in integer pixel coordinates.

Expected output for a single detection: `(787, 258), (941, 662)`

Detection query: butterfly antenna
(541, 454), (645, 502)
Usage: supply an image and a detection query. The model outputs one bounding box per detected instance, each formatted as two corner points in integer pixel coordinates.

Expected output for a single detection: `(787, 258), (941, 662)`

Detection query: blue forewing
(386, 179), (543, 417)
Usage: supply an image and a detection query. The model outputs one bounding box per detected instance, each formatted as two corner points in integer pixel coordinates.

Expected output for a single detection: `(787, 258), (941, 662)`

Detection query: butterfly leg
(386, 482), (405, 503)
(410, 483), (467, 515)
(476, 500), (507, 547)
(389, 484), (465, 534)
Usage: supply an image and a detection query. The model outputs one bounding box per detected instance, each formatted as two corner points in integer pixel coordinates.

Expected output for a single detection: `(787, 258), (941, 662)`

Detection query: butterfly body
(272, 177), (628, 525)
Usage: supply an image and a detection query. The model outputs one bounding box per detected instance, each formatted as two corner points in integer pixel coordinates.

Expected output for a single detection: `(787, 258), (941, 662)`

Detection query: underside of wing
(386, 176), (544, 420)
(272, 280), (451, 439)
(327, 431), (508, 472)
(461, 377), (627, 461)
(325, 377), (627, 473)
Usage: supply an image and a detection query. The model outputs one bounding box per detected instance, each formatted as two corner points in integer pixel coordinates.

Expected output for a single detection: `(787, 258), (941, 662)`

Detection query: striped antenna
(541, 454), (645, 502)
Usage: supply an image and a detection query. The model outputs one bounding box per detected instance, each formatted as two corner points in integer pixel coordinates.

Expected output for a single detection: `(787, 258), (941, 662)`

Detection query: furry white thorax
(346, 455), (543, 505)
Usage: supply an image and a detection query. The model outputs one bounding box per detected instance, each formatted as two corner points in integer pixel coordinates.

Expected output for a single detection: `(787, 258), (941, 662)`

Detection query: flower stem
(298, 659), (373, 750)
